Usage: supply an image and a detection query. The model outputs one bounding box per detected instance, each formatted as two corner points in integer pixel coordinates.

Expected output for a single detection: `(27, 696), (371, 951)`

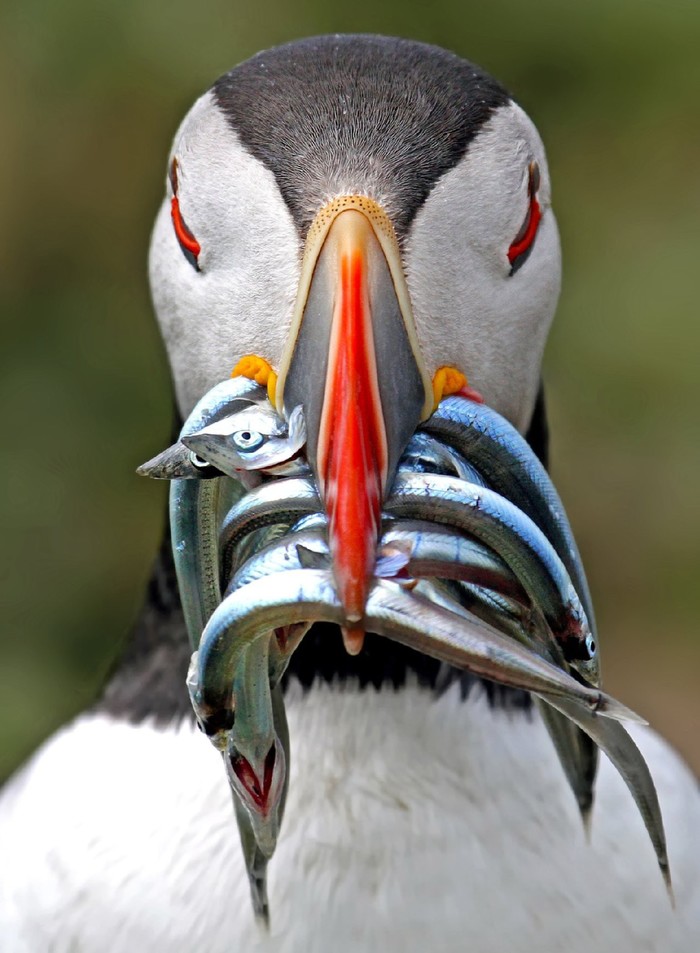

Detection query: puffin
(1, 35), (698, 953)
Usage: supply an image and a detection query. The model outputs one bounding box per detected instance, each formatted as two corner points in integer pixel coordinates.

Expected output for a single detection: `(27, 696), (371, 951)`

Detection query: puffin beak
(277, 197), (433, 647)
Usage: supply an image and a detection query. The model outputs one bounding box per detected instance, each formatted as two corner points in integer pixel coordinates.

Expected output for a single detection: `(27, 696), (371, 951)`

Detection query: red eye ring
(508, 196), (541, 264)
(171, 196), (201, 258)
(508, 162), (541, 274)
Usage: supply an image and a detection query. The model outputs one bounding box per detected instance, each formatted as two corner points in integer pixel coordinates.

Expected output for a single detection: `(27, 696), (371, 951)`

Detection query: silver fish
(167, 381), (268, 646)
(225, 532), (314, 687)
(191, 570), (640, 868)
(535, 698), (597, 824)
(388, 472), (600, 808)
(170, 476), (231, 648)
(399, 432), (486, 485)
(426, 578), (596, 823)
(164, 380), (285, 909)
(386, 473), (599, 685)
(406, 438), (601, 819)
(228, 520), (524, 607)
(229, 522), (296, 579)
(190, 569), (640, 732)
(137, 377), (266, 480)
(183, 404), (307, 476)
(227, 528), (329, 593)
(227, 520), (527, 689)
(422, 396), (596, 634)
(226, 639), (286, 859)
(290, 512), (328, 533)
(406, 578), (640, 845)
(146, 380), (267, 645)
(397, 419), (597, 815)
(219, 477), (320, 580)
(541, 693), (671, 896)
(229, 679), (289, 925)
(380, 520), (526, 602)
(188, 642), (290, 916)
(137, 440), (220, 481)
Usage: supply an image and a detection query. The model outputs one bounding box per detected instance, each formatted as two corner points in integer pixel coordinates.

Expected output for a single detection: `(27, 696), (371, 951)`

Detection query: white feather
(1, 683), (698, 951)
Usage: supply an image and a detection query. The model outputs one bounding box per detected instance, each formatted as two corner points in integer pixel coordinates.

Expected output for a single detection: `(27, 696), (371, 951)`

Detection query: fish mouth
(276, 196), (433, 637)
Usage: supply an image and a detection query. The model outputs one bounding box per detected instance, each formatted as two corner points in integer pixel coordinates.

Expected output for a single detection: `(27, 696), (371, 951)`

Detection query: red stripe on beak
(278, 197), (433, 650)
(317, 213), (388, 629)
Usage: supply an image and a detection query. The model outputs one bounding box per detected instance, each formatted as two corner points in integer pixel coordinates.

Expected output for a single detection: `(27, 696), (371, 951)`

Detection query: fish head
(182, 404), (306, 474)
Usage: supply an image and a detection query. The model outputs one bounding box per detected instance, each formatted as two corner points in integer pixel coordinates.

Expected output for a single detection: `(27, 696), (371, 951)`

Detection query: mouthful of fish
(138, 372), (671, 923)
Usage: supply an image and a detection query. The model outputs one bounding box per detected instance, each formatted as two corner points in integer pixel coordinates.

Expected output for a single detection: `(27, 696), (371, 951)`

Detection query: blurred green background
(1, 0), (698, 781)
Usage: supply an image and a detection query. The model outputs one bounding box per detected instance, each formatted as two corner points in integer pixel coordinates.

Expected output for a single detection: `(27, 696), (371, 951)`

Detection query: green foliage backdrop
(1, 0), (698, 779)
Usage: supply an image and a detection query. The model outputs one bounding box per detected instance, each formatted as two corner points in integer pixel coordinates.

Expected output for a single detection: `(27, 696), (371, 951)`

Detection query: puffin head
(149, 34), (561, 632)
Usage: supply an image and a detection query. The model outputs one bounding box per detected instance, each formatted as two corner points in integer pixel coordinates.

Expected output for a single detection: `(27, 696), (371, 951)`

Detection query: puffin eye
(232, 430), (265, 453)
(169, 158), (201, 272)
(507, 161), (542, 276)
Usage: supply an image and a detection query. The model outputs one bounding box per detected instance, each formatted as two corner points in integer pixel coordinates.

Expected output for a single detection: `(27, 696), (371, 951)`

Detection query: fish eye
(232, 430), (266, 453)
(189, 451), (210, 469)
(585, 633), (597, 658)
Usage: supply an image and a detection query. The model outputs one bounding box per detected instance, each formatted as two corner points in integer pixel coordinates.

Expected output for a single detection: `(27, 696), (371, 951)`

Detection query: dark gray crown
(214, 35), (510, 238)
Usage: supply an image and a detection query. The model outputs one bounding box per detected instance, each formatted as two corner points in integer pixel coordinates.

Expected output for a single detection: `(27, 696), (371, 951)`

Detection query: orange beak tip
(341, 626), (366, 656)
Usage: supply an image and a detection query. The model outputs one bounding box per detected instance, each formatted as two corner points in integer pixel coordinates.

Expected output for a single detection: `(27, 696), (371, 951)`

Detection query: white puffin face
(149, 90), (560, 435)
(405, 103), (560, 432)
(149, 91), (302, 417)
